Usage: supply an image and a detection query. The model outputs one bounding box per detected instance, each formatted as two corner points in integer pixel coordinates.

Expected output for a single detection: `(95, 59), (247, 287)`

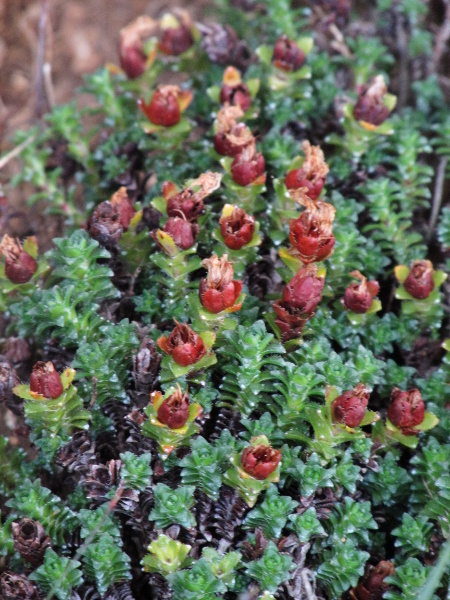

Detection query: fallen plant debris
(0, 1), (449, 599)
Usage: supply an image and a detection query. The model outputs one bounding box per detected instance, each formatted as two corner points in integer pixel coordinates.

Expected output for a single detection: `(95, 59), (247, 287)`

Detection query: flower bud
(138, 85), (193, 127)
(342, 270), (380, 314)
(272, 35), (305, 71)
(119, 15), (157, 79)
(353, 560), (395, 600)
(273, 265), (325, 341)
(353, 75), (390, 127)
(241, 444), (281, 479)
(331, 383), (370, 428)
(219, 66), (252, 112)
(214, 105), (253, 156)
(29, 361), (63, 399)
(284, 141), (329, 200)
(157, 321), (207, 367)
(86, 201), (123, 249)
(158, 12), (193, 56)
(0, 572), (38, 600)
(230, 141), (266, 186)
(0, 235), (38, 284)
(160, 217), (199, 250)
(403, 260), (434, 299)
(387, 387), (425, 434)
(109, 187), (135, 230)
(157, 386), (190, 429)
(289, 200), (335, 263)
(199, 254), (243, 313)
(219, 205), (255, 250)
(12, 518), (51, 567)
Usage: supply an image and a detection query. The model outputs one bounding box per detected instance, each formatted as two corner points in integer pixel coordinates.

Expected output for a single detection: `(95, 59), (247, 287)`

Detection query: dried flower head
(12, 518), (51, 567)
(0, 235), (38, 284)
(342, 271), (380, 313)
(199, 254), (243, 313)
(86, 201), (123, 249)
(165, 172), (223, 221)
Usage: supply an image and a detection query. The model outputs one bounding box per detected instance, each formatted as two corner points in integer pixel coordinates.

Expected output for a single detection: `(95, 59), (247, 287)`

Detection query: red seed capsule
(387, 387), (425, 434)
(161, 217), (199, 250)
(241, 444), (281, 479)
(353, 75), (391, 126)
(403, 260), (434, 300)
(219, 205), (255, 250)
(342, 271), (380, 314)
(331, 383), (370, 428)
(157, 322), (207, 367)
(0, 235), (37, 284)
(199, 255), (243, 313)
(272, 35), (305, 72)
(230, 142), (265, 186)
(157, 387), (190, 429)
(289, 201), (336, 264)
(29, 362), (63, 399)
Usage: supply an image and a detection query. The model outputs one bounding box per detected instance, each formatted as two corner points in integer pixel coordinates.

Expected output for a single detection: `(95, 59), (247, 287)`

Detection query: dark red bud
(284, 168), (325, 200)
(157, 322), (207, 367)
(272, 35), (305, 71)
(199, 279), (243, 313)
(289, 211), (335, 264)
(331, 384), (369, 428)
(199, 255), (243, 313)
(387, 388), (425, 433)
(163, 217), (199, 250)
(241, 444), (281, 479)
(219, 207), (255, 250)
(353, 76), (390, 126)
(138, 91), (181, 127)
(157, 388), (190, 428)
(343, 278), (379, 314)
(5, 251), (37, 284)
(220, 83), (252, 112)
(282, 267), (325, 315)
(403, 260), (434, 300)
(166, 190), (205, 221)
(29, 361), (63, 399)
(231, 149), (265, 186)
(159, 25), (193, 55)
(119, 43), (147, 79)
